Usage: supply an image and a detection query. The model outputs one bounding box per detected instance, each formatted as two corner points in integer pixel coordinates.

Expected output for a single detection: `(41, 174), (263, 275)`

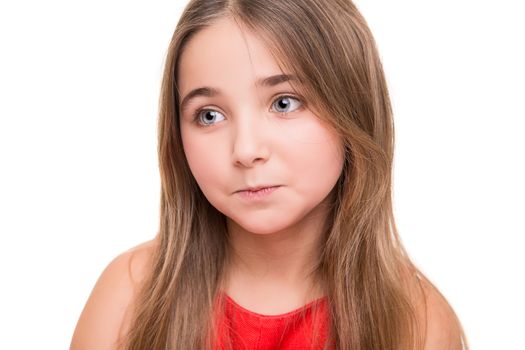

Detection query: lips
(237, 185), (281, 193)
(235, 185), (281, 200)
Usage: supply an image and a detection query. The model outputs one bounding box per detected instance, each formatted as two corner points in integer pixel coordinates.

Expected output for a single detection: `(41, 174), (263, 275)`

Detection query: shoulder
(412, 273), (464, 350)
(70, 237), (158, 350)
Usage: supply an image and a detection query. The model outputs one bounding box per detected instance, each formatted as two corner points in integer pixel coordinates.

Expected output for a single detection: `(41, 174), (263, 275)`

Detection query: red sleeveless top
(214, 292), (333, 349)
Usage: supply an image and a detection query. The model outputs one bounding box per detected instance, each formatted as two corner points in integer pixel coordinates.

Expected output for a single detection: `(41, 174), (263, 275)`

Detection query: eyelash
(191, 94), (304, 127)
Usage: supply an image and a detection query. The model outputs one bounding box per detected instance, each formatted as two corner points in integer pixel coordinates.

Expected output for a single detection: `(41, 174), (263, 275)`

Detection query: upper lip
(236, 185), (280, 192)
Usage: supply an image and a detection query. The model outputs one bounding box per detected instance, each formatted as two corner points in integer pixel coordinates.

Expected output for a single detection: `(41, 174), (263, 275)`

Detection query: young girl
(71, 0), (468, 349)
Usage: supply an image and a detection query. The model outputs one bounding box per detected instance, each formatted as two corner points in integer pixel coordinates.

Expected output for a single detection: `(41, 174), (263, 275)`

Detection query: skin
(177, 17), (344, 313)
(70, 16), (463, 350)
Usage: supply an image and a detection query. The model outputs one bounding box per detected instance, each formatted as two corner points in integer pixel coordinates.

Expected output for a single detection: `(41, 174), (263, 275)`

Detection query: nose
(231, 114), (270, 168)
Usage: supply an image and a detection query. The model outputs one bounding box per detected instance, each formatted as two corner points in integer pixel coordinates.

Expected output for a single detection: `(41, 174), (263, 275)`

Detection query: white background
(0, 1), (523, 349)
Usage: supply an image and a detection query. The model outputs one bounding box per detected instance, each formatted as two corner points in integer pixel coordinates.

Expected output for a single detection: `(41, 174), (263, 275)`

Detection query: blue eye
(192, 95), (302, 127)
(194, 109), (225, 126)
(271, 95), (302, 113)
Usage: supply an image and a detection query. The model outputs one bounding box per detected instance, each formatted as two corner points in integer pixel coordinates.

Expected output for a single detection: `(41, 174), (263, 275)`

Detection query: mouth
(236, 185), (281, 193)
(234, 185), (282, 200)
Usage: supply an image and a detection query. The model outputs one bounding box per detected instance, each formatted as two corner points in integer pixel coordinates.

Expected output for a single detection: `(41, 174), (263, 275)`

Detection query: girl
(71, 0), (468, 349)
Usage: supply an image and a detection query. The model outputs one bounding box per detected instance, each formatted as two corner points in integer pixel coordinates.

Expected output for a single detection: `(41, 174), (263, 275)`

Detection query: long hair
(123, 0), (468, 349)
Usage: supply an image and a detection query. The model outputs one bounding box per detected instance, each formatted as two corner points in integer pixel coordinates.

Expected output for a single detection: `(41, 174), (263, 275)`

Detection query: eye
(271, 95), (303, 114)
(193, 109), (225, 126)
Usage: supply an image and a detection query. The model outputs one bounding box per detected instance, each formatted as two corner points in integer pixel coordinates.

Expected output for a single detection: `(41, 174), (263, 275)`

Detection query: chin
(227, 215), (292, 236)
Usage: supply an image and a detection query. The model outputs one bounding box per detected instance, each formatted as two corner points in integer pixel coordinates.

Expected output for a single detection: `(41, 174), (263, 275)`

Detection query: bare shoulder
(70, 237), (158, 350)
(412, 273), (465, 350)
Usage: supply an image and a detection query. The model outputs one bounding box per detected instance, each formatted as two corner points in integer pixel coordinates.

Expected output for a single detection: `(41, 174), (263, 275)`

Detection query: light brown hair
(123, 0), (468, 349)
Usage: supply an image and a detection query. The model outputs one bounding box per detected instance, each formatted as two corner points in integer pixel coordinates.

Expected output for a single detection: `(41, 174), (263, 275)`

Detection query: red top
(214, 292), (332, 349)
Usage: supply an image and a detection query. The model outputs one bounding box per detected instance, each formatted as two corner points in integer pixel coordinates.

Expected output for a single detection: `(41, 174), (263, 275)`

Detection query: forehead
(177, 17), (285, 97)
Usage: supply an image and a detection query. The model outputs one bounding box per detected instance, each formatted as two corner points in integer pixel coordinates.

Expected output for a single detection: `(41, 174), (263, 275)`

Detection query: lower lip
(236, 186), (281, 201)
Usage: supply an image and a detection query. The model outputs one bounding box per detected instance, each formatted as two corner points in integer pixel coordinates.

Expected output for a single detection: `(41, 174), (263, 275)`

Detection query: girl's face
(178, 17), (344, 235)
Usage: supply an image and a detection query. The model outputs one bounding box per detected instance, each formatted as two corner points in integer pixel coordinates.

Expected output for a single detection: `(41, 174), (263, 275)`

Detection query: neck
(223, 202), (331, 301)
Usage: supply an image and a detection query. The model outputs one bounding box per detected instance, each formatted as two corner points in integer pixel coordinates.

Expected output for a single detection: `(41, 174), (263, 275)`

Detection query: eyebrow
(179, 74), (297, 112)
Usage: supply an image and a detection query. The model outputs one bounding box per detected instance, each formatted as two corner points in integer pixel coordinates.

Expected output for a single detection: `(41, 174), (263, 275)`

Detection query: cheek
(181, 129), (228, 192)
(281, 119), (344, 192)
